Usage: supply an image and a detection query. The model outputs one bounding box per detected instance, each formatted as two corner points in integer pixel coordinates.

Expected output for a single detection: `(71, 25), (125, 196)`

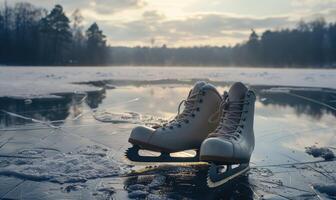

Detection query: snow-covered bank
(0, 66), (336, 97)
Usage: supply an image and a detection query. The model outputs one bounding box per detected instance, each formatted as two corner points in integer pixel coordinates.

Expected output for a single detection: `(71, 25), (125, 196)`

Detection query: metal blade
(125, 145), (200, 163)
(207, 163), (249, 188)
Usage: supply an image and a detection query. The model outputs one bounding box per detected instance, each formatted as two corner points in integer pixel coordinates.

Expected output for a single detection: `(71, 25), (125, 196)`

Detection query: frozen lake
(1, 66), (336, 98)
(0, 67), (335, 199)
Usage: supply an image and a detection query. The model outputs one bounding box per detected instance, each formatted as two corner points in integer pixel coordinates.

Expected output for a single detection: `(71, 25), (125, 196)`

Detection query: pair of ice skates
(126, 82), (256, 188)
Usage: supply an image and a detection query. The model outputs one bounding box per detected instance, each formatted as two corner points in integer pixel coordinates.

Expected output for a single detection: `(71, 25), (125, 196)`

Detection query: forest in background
(1, 2), (336, 67)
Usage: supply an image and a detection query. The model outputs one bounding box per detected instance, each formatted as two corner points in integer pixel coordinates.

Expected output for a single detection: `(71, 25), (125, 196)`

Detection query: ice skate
(200, 82), (256, 187)
(126, 81), (222, 163)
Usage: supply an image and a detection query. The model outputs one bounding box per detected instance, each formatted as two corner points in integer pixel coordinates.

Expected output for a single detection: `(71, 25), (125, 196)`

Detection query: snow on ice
(1, 66), (336, 98)
(0, 145), (126, 183)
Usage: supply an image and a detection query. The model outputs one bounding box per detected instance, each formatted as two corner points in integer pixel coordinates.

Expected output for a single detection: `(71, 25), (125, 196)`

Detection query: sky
(5, 0), (336, 47)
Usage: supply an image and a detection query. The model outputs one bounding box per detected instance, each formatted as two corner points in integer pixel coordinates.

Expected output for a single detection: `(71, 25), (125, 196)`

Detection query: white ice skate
(126, 81), (222, 163)
(200, 82), (256, 187)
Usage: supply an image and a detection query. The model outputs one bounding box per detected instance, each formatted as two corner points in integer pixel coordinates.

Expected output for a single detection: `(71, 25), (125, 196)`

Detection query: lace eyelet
(191, 114), (195, 117)
(196, 107), (200, 111)
(177, 124), (182, 128)
(169, 126), (173, 130)
(199, 99), (203, 103)
(162, 127), (166, 130)
(185, 120), (189, 124)
(243, 118), (246, 121)
(202, 91), (206, 96)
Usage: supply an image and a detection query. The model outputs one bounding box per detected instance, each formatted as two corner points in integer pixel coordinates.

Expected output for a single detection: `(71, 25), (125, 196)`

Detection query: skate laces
(161, 91), (201, 128)
(209, 92), (249, 140)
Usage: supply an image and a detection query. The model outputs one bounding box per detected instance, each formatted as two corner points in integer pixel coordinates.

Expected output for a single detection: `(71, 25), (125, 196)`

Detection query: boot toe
(129, 126), (155, 144)
(200, 137), (234, 162)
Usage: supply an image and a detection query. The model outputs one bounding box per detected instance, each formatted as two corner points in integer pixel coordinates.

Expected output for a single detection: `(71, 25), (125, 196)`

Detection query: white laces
(161, 91), (201, 129)
(209, 92), (250, 141)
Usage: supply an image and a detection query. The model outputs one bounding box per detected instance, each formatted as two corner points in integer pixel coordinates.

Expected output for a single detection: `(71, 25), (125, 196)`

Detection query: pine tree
(246, 29), (260, 65)
(86, 22), (107, 65)
(71, 9), (85, 64)
(39, 5), (72, 65)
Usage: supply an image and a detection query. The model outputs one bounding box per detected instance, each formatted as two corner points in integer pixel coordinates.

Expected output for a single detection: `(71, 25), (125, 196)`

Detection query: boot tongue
(228, 82), (248, 101)
(219, 82), (247, 134)
(190, 81), (206, 96)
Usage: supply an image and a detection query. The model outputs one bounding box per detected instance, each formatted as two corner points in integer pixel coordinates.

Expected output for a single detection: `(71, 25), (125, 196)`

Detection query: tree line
(110, 19), (336, 67)
(1, 2), (336, 67)
(0, 2), (107, 65)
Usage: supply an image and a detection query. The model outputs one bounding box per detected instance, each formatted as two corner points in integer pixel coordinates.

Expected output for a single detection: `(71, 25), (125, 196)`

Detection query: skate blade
(207, 164), (250, 188)
(124, 155), (204, 166)
(124, 146), (202, 165)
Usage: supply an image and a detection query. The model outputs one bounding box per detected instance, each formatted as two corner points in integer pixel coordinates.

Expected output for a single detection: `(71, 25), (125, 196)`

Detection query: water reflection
(85, 89), (106, 109)
(80, 79), (336, 119)
(252, 86), (336, 119)
(1, 83), (335, 128)
(124, 165), (254, 200)
(0, 89), (106, 127)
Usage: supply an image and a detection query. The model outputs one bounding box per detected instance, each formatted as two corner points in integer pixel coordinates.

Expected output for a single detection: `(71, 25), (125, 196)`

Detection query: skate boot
(200, 82), (256, 187)
(126, 81), (222, 163)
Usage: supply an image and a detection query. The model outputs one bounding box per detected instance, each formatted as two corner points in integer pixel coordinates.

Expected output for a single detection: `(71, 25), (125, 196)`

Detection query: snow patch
(0, 145), (126, 183)
(1, 67), (336, 98)
(93, 110), (168, 127)
(305, 146), (335, 161)
(148, 175), (166, 188)
(126, 175), (168, 199)
(93, 181), (116, 199)
(61, 183), (87, 193)
(93, 111), (141, 124)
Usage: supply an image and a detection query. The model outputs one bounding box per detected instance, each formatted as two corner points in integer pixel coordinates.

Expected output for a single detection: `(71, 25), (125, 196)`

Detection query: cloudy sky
(7, 0), (336, 46)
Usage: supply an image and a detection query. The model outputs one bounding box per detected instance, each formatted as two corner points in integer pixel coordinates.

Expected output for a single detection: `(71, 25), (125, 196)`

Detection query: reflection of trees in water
(0, 97), (72, 126)
(0, 89), (106, 127)
(123, 165), (254, 199)
(252, 86), (336, 119)
(86, 89), (106, 109)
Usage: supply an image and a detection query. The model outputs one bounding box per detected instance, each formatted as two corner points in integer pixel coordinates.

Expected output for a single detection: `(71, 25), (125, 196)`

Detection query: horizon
(5, 0), (336, 47)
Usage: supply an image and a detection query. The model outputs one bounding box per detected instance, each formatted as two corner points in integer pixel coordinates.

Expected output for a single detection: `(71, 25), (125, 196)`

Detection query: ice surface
(128, 190), (149, 198)
(1, 66), (336, 97)
(0, 145), (126, 184)
(127, 184), (147, 191)
(0, 76), (336, 199)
